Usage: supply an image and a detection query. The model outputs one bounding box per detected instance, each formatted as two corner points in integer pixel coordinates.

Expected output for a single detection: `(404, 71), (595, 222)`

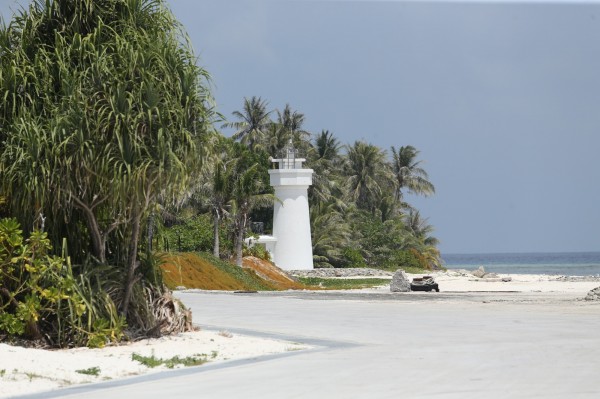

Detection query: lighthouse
(266, 142), (314, 270)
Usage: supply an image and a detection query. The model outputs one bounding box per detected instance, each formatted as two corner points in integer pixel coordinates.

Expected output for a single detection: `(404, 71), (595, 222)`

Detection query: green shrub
(158, 214), (232, 255)
(386, 249), (430, 273)
(0, 218), (125, 347)
(243, 243), (271, 261)
(340, 247), (367, 268)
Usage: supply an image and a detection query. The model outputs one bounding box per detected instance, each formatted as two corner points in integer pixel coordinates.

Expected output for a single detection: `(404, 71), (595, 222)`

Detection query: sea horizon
(441, 251), (600, 276)
(443, 250), (600, 256)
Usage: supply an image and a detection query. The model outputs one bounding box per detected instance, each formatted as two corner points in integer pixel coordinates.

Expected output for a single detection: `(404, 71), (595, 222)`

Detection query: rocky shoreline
(291, 267), (600, 281)
(289, 268), (394, 278)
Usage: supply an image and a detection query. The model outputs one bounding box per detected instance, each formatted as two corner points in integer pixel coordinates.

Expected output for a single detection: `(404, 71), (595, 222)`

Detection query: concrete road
(36, 291), (600, 398)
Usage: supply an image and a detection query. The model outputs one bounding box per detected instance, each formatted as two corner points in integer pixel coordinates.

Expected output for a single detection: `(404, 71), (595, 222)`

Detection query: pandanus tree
(0, 0), (215, 321)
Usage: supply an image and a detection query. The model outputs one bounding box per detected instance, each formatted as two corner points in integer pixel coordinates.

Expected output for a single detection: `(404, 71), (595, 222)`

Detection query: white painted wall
(268, 168), (314, 270)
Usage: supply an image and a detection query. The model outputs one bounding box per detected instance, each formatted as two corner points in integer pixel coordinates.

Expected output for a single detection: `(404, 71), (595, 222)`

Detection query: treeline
(161, 96), (442, 271)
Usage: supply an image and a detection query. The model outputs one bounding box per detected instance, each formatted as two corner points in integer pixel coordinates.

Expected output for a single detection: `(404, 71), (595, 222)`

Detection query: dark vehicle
(410, 276), (439, 292)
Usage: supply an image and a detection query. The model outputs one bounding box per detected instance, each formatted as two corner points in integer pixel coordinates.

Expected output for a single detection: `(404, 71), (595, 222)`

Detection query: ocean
(441, 252), (600, 276)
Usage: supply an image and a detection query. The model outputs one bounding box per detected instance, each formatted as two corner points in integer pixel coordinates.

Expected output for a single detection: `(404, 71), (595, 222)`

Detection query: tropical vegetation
(0, 0), (211, 346)
(161, 96), (441, 271)
(0, 0), (441, 348)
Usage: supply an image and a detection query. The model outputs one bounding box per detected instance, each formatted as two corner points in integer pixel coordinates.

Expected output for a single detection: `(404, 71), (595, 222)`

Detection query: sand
(0, 329), (307, 398)
(1, 270), (598, 398)
(411, 270), (600, 296)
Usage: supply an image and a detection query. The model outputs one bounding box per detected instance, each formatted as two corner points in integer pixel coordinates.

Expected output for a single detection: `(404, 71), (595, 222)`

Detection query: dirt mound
(242, 256), (305, 290)
(160, 253), (305, 291)
(161, 253), (275, 291)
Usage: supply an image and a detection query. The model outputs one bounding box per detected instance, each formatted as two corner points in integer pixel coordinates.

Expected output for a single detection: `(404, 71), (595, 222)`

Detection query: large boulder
(471, 266), (487, 278)
(390, 270), (411, 292)
(471, 266), (500, 279)
(585, 286), (600, 301)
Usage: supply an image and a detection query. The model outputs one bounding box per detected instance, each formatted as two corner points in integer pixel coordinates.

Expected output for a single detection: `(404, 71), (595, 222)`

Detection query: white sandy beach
(413, 270), (600, 295)
(0, 329), (306, 398)
(1, 270), (598, 398)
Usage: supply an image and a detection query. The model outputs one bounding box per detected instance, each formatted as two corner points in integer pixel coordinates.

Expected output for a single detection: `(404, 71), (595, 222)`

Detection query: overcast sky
(1, 0), (599, 254)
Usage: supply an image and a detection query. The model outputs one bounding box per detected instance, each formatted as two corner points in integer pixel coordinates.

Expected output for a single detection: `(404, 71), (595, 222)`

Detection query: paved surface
(29, 291), (600, 398)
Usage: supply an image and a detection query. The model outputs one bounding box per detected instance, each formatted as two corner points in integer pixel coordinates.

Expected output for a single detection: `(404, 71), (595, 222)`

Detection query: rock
(390, 270), (411, 292)
(471, 266), (486, 278)
(584, 286), (600, 301)
(482, 272), (499, 278)
(554, 275), (600, 282)
(447, 269), (472, 277)
(501, 277), (512, 282)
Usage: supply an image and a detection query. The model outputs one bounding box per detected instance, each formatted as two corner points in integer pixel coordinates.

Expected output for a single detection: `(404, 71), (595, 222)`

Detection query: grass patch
(298, 277), (390, 290)
(75, 367), (101, 376)
(376, 265), (436, 274)
(25, 372), (42, 382)
(132, 352), (209, 369)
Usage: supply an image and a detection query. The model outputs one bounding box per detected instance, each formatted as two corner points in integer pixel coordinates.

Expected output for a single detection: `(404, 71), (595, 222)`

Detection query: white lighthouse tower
(267, 142), (314, 270)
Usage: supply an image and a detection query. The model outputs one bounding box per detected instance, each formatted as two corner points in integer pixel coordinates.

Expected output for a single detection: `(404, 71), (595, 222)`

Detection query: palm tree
(313, 130), (341, 162)
(264, 122), (290, 158)
(275, 104), (310, 148)
(223, 96), (272, 151)
(207, 153), (235, 259)
(403, 209), (442, 269)
(404, 209), (439, 246)
(344, 141), (394, 213)
(261, 104), (310, 157)
(310, 201), (350, 268)
(307, 130), (344, 207)
(390, 145), (435, 202)
(228, 144), (274, 266)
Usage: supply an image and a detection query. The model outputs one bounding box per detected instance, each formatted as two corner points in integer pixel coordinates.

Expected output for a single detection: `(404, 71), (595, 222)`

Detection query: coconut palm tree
(227, 143), (274, 266)
(313, 130), (342, 162)
(390, 145), (435, 202)
(264, 122), (290, 158)
(275, 104), (310, 149)
(203, 143), (236, 258)
(344, 141), (394, 214)
(404, 209), (440, 246)
(224, 96), (272, 151)
(310, 201), (350, 268)
(307, 130), (344, 207)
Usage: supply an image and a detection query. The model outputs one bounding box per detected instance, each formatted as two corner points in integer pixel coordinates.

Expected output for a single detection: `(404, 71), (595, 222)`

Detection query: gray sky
(1, 0), (599, 254)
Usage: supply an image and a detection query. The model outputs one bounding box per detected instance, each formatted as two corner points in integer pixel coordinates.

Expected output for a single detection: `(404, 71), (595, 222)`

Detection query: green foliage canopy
(0, 0), (215, 318)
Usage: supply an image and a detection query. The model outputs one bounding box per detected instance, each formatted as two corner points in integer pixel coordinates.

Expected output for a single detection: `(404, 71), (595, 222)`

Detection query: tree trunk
(235, 222), (244, 267)
(147, 213), (154, 252)
(84, 209), (106, 264)
(71, 197), (106, 263)
(121, 211), (141, 316)
(213, 210), (220, 258)
(235, 210), (246, 267)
